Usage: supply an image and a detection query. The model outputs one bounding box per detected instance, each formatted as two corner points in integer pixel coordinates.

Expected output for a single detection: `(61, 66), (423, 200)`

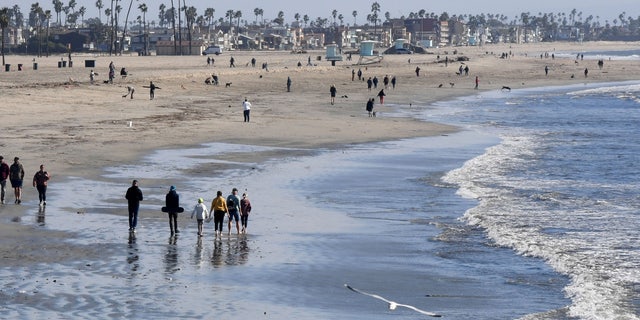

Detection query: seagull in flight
(344, 284), (442, 317)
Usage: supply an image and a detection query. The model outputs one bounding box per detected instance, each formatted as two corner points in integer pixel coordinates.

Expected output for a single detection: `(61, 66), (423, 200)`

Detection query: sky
(1, 0), (637, 26)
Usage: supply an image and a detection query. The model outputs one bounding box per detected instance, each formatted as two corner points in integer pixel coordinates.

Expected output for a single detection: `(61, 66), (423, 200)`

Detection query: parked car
(202, 45), (223, 55)
(395, 48), (413, 54)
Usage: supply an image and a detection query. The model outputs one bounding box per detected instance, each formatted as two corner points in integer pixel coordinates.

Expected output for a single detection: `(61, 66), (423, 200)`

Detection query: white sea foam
(443, 133), (640, 320)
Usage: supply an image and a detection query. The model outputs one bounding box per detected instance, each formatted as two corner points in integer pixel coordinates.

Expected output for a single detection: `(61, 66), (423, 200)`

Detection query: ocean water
(552, 49), (640, 61)
(419, 80), (640, 319)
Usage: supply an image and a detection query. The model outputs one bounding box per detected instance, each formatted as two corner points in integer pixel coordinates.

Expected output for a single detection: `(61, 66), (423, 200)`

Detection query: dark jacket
(125, 186), (143, 206)
(165, 190), (180, 213)
(0, 162), (9, 181)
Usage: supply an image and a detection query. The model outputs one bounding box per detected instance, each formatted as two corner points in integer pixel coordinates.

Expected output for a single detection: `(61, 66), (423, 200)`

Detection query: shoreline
(1, 41), (640, 267)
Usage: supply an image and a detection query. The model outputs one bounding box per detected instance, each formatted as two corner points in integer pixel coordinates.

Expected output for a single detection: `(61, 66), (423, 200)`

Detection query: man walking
(32, 164), (50, 206)
(226, 188), (241, 235)
(9, 157), (25, 204)
(125, 180), (143, 232)
(0, 156), (9, 204)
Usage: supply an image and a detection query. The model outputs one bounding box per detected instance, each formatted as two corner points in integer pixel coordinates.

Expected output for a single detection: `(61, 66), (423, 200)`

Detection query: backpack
(227, 197), (235, 208)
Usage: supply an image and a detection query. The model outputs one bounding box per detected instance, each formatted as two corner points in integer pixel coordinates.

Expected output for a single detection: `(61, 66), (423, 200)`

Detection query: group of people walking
(0, 156), (50, 205)
(125, 180), (252, 237)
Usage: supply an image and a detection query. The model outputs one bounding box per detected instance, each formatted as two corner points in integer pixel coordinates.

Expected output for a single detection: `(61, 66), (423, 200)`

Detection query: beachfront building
(155, 40), (205, 56)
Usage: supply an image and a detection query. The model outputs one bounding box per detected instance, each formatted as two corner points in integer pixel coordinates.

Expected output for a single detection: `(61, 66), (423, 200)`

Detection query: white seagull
(344, 284), (442, 317)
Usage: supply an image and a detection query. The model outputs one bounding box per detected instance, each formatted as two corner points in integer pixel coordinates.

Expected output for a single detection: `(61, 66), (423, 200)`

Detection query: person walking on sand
(330, 84), (337, 105)
(240, 193), (252, 234)
(366, 98), (375, 117)
(108, 61), (115, 84)
(9, 157), (24, 204)
(367, 77), (373, 91)
(226, 188), (241, 235)
(243, 98), (252, 122)
(230, 56), (236, 68)
(415, 66), (421, 77)
(32, 164), (50, 206)
(584, 68), (589, 78)
(377, 89), (386, 104)
(166, 185), (181, 235)
(191, 198), (209, 237)
(210, 191), (228, 237)
(89, 70), (96, 84)
(0, 156), (9, 204)
(125, 179), (143, 232)
(475, 76), (479, 89)
(287, 76), (292, 92)
(391, 76), (396, 89)
(122, 86), (135, 99)
(147, 81), (159, 100)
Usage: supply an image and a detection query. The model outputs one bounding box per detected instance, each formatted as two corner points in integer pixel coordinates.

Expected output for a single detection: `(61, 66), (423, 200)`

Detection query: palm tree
(294, 12), (300, 26)
(352, 10), (357, 26)
(204, 7), (214, 31)
(303, 14), (309, 27)
(78, 6), (85, 26)
(234, 10), (242, 48)
(138, 3), (147, 55)
(185, 6), (197, 54)
(169, 0), (176, 54)
(95, 0), (103, 23)
(253, 7), (261, 25)
(158, 3), (166, 27)
(52, 0), (63, 25)
(120, 0), (135, 54)
(370, 1), (380, 39)
(68, 0), (77, 13)
(331, 9), (337, 26)
(0, 7), (9, 66)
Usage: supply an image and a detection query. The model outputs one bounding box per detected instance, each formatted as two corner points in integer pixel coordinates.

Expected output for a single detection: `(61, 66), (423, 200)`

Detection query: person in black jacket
(125, 180), (143, 232)
(165, 185), (180, 235)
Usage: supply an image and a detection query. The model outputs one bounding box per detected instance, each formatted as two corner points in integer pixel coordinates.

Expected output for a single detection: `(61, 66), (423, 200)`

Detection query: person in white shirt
(191, 198), (210, 237)
(243, 98), (252, 122)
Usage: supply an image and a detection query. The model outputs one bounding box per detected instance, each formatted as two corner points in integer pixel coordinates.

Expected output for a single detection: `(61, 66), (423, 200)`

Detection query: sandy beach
(1, 41), (639, 317)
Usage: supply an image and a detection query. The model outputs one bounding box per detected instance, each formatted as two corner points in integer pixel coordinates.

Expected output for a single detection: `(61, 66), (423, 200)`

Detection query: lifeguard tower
(356, 41), (383, 65)
(325, 43), (343, 66)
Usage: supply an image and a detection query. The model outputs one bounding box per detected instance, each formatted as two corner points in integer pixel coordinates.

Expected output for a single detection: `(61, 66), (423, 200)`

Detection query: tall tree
(352, 10), (357, 26)
(253, 7), (262, 25)
(234, 10), (242, 48)
(138, 3), (147, 55)
(331, 9), (337, 26)
(95, 0), (103, 23)
(0, 7), (9, 65)
(120, 0), (135, 54)
(52, 0), (63, 25)
(204, 7), (214, 30)
(78, 6), (85, 26)
(185, 5), (196, 54)
(370, 1), (380, 39)
(158, 3), (166, 28)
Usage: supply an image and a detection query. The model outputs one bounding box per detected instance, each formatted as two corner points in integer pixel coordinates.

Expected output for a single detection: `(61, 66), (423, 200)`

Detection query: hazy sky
(2, 0), (637, 26)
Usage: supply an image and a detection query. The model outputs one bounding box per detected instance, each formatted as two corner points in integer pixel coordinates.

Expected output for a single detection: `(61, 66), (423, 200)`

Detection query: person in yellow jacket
(210, 190), (228, 237)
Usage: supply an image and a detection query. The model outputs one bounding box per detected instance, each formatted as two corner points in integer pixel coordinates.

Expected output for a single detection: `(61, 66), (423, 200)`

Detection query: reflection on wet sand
(164, 236), (179, 274)
(36, 206), (46, 226)
(211, 236), (250, 268)
(126, 232), (140, 273)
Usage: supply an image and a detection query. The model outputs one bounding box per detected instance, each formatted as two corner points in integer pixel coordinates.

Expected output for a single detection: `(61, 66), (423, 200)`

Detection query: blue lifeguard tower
(356, 41), (383, 65)
(325, 43), (343, 66)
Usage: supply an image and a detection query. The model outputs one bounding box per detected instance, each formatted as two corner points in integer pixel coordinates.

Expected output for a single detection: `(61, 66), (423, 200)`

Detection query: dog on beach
(225, 82), (232, 87)
(501, 86), (511, 91)
(438, 84), (443, 88)
(449, 82), (455, 87)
